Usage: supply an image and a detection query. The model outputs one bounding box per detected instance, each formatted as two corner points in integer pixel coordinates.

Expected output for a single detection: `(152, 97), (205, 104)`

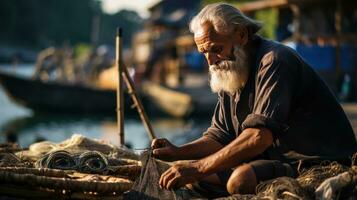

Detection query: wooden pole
(116, 27), (125, 145)
(121, 64), (156, 141)
(335, 0), (342, 87)
(290, 4), (300, 42)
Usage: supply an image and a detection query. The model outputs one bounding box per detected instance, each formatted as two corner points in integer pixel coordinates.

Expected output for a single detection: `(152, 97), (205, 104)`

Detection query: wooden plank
(239, 0), (289, 13)
(239, 0), (335, 13)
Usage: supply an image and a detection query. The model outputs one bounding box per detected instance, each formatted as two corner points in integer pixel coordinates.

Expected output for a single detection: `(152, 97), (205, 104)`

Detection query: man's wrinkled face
(194, 25), (249, 94)
(194, 27), (236, 66)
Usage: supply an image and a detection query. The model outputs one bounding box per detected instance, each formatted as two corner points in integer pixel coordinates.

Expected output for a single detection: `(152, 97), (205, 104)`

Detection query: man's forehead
(194, 26), (229, 49)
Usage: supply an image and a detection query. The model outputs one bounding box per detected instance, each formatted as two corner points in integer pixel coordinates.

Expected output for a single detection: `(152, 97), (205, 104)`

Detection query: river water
(0, 64), (212, 149)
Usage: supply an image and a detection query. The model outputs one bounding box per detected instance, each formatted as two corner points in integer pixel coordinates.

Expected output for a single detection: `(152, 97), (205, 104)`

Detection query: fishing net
(0, 135), (143, 199)
(0, 143), (22, 153)
(122, 150), (357, 200)
(123, 150), (193, 200)
(36, 150), (77, 170)
(297, 161), (349, 196)
(78, 151), (109, 173)
(3, 135), (357, 199)
(16, 134), (139, 162)
(315, 168), (357, 200)
(35, 150), (110, 174)
(217, 160), (357, 200)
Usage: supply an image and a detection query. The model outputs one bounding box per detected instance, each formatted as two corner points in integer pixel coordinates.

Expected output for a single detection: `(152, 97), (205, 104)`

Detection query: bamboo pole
(0, 170), (133, 193)
(121, 63), (156, 140)
(334, 0), (342, 86)
(116, 27), (125, 145)
(0, 167), (69, 177)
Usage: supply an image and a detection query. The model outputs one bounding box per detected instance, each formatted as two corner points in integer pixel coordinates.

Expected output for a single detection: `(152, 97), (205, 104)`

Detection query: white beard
(209, 46), (249, 95)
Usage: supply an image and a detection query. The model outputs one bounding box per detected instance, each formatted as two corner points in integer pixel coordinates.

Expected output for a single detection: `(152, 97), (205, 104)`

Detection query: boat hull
(0, 72), (132, 114)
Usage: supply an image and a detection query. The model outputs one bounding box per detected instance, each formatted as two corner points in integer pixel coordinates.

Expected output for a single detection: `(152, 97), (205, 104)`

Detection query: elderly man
(151, 3), (357, 195)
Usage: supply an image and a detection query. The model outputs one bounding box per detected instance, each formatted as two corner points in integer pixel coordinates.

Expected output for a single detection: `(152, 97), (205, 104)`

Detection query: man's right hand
(151, 138), (179, 161)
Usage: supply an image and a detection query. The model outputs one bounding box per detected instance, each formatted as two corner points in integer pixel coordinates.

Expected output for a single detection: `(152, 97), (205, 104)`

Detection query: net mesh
(124, 150), (192, 200)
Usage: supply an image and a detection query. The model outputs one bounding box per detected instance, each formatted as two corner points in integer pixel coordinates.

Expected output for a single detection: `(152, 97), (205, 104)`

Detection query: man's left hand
(159, 161), (204, 190)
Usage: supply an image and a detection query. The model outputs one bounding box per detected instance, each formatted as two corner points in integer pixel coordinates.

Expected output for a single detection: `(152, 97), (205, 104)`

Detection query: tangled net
(35, 150), (110, 174)
(217, 159), (357, 200)
(122, 152), (357, 200)
(36, 150), (77, 170)
(297, 161), (349, 196)
(0, 135), (143, 199)
(16, 134), (139, 162)
(78, 151), (109, 173)
(1, 136), (357, 200)
(124, 150), (193, 200)
(0, 153), (28, 167)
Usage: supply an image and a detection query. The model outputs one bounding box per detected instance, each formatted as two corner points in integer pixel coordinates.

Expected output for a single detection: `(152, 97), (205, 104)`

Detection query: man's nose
(206, 53), (219, 66)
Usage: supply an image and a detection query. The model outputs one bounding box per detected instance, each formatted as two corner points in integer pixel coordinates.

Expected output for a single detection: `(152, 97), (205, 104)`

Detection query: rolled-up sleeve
(242, 50), (296, 137)
(203, 98), (235, 145)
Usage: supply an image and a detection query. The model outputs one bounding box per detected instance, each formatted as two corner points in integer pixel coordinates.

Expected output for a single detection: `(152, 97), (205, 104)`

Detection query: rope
(36, 150), (77, 170)
(78, 151), (108, 174)
(36, 150), (110, 174)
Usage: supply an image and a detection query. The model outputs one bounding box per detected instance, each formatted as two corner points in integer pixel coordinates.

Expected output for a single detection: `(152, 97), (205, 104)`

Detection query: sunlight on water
(0, 65), (209, 149)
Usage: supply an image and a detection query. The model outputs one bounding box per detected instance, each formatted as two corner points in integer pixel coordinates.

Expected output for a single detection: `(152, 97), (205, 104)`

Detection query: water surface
(0, 64), (211, 149)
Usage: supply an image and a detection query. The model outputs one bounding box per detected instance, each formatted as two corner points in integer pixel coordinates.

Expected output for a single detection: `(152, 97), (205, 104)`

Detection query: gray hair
(189, 3), (262, 37)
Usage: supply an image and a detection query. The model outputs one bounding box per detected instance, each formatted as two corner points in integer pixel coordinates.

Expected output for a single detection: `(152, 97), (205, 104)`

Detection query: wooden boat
(96, 65), (218, 118)
(142, 80), (217, 118)
(0, 71), (134, 114)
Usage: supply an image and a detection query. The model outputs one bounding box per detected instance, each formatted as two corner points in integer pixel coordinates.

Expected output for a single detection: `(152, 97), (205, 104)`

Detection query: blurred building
(132, 0), (205, 88)
(130, 0), (218, 118)
(240, 0), (357, 100)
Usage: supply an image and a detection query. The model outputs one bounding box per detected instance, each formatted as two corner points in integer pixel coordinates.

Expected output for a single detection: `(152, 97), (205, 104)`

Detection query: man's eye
(211, 46), (222, 54)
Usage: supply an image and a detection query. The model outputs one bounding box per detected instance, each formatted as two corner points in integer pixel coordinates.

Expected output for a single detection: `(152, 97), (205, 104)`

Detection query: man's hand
(159, 161), (204, 190)
(151, 138), (179, 161)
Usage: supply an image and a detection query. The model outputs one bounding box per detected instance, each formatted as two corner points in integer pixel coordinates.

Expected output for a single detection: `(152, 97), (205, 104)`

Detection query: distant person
(5, 130), (18, 143)
(150, 3), (357, 196)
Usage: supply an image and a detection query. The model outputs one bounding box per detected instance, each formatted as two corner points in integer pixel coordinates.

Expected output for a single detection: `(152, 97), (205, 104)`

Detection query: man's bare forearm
(175, 136), (224, 160)
(196, 128), (273, 174)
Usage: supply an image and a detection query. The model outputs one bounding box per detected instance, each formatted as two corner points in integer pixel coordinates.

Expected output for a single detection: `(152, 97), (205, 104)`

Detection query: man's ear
(232, 25), (248, 46)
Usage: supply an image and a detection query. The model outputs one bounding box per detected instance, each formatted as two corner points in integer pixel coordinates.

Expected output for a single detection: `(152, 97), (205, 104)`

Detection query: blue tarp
(184, 50), (206, 71)
(295, 44), (357, 72)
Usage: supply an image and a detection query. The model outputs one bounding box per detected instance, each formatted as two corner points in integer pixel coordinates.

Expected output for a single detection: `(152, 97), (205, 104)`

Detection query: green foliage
(0, 0), (143, 48)
(200, 0), (278, 39)
(73, 43), (93, 59)
(255, 8), (278, 39)
(99, 9), (143, 47)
